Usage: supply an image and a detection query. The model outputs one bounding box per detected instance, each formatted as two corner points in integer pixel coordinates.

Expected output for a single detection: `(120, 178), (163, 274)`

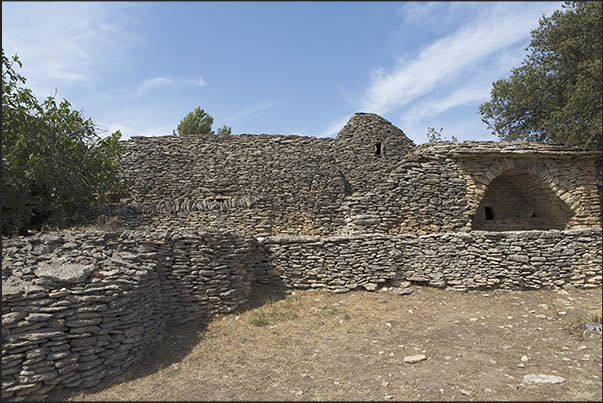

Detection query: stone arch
(462, 158), (581, 225)
(471, 166), (574, 231)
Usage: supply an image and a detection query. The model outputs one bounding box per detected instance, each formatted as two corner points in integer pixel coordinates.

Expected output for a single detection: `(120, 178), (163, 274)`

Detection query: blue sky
(2, 1), (562, 143)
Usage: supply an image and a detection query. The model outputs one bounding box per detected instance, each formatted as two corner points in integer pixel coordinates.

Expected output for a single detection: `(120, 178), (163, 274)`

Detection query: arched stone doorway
(472, 168), (574, 231)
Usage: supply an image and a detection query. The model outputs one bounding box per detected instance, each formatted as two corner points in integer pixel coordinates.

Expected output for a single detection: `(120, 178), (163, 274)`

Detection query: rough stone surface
(259, 229), (602, 291)
(34, 261), (94, 284)
(114, 113), (602, 236)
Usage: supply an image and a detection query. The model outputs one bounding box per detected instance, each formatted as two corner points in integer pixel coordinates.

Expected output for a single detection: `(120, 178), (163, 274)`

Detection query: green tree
(479, 1), (602, 150)
(173, 106), (232, 136)
(2, 49), (127, 236)
(216, 125), (232, 135)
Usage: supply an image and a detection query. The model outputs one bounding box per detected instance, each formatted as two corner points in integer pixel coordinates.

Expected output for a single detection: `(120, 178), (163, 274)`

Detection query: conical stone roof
(335, 112), (415, 149)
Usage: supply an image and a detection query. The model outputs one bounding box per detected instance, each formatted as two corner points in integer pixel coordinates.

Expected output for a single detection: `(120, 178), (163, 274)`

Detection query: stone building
(117, 112), (602, 236)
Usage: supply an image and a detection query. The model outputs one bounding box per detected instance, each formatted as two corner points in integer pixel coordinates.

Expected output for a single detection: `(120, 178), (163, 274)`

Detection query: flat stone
(363, 283), (378, 291)
(522, 374), (566, 385)
(2, 278), (45, 297)
(396, 287), (414, 295)
(3, 312), (28, 326)
(34, 260), (94, 284)
(403, 354), (426, 364)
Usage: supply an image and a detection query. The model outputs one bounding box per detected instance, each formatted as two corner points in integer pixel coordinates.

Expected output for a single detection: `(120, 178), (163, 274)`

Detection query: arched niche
(472, 168), (574, 231)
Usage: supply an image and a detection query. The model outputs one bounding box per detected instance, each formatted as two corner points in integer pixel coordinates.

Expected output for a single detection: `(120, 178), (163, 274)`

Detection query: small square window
(485, 206), (494, 220)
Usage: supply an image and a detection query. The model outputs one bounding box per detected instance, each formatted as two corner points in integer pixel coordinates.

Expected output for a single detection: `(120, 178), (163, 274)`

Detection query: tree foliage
(479, 1), (602, 150)
(173, 106), (232, 136)
(2, 49), (126, 236)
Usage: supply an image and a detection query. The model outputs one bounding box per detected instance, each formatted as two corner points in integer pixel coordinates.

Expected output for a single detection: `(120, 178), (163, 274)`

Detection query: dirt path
(49, 286), (602, 401)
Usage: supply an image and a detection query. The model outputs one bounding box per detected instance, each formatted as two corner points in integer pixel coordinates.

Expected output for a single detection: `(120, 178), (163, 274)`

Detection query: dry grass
(49, 286), (602, 402)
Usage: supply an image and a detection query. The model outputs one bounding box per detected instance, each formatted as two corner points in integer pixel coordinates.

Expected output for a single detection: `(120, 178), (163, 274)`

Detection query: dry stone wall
(3, 226), (601, 400)
(161, 229), (263, 324)
(118, 134), (349, 236)
(3, 113), (602, 401)
(344, 141), (602, 235)
(260, 229), (602, 292)
(116, 113), (418, 236)
(2, 229), (261, 401)
(450, 143), (602, 230)
(117, 115), (601, 236)
(333, 113), (415, 193)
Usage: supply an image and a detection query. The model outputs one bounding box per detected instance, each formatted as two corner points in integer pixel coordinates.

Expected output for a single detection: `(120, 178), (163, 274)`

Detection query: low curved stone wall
(2, 229), (261, 401)
(161, 229), (262, 324)
(261, 229), (602, 292)
(2, 228), (601, 400)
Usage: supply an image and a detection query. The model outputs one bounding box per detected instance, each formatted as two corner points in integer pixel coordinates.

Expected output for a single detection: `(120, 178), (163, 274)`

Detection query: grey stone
(34, 260), (94, 284)
(363, 283), (378, 291)
(403, 354), (427, 364)
(522, 374), (566, 384)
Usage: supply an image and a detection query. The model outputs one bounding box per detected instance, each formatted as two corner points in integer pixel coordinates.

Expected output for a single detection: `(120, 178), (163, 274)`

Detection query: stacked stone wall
(161, 230), (263, 324)
(116, 113), (418, 236)
(118, 134), (349, 235)
(343, 152), (470, 234)
(3, 227), (601, 400)
(333, 112), (415, 193)
(2, 229), (260, 401)
(116, 116), (601, 237)
(261, 229), (602, 292)
(344, 142), (601, 235)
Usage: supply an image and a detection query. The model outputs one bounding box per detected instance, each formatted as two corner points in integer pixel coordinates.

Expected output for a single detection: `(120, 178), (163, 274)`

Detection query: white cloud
(362, 3), (559, 115)
(1, 2), (141, 98)
(135, 76), (206, 97)
(321, 2), (561, 143)
(401, 82), (490, 127)
(397, 2), (440, 22)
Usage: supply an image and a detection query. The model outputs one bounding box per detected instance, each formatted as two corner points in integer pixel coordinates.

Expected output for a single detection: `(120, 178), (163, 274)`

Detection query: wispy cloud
(226, 101), (281, 122)
(322, 2), (560, 142)
(362, 3), (558, 115)
(135, 76), (206, 96)
(1, 2), (141, 98)
(401, 81), (490, 127)
(318, 116), (351, 138)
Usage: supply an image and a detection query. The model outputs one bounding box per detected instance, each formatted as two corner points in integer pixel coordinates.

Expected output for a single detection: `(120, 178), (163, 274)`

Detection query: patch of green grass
(249, 311), (269, 327)
(269, 310), (298, 321)
(344, 312), (351, 321)
(249, 308), (298, 327)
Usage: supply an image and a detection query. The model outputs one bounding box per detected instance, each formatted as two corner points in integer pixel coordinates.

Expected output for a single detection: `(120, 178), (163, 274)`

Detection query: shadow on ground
(46, 283), (287, 401)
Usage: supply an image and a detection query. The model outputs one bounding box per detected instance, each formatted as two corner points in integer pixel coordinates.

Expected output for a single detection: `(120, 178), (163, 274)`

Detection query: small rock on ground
(403, 354), (426, 364)
(523, 374), (566, 385)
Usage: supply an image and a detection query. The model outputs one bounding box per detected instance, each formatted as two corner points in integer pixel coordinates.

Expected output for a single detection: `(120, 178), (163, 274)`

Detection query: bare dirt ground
(48, 286), (602, 402)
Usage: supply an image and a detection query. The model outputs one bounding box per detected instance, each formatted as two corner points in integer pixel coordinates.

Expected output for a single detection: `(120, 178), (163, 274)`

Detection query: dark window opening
(485, 206), (494, 220)
(375, 142), (382, 156)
